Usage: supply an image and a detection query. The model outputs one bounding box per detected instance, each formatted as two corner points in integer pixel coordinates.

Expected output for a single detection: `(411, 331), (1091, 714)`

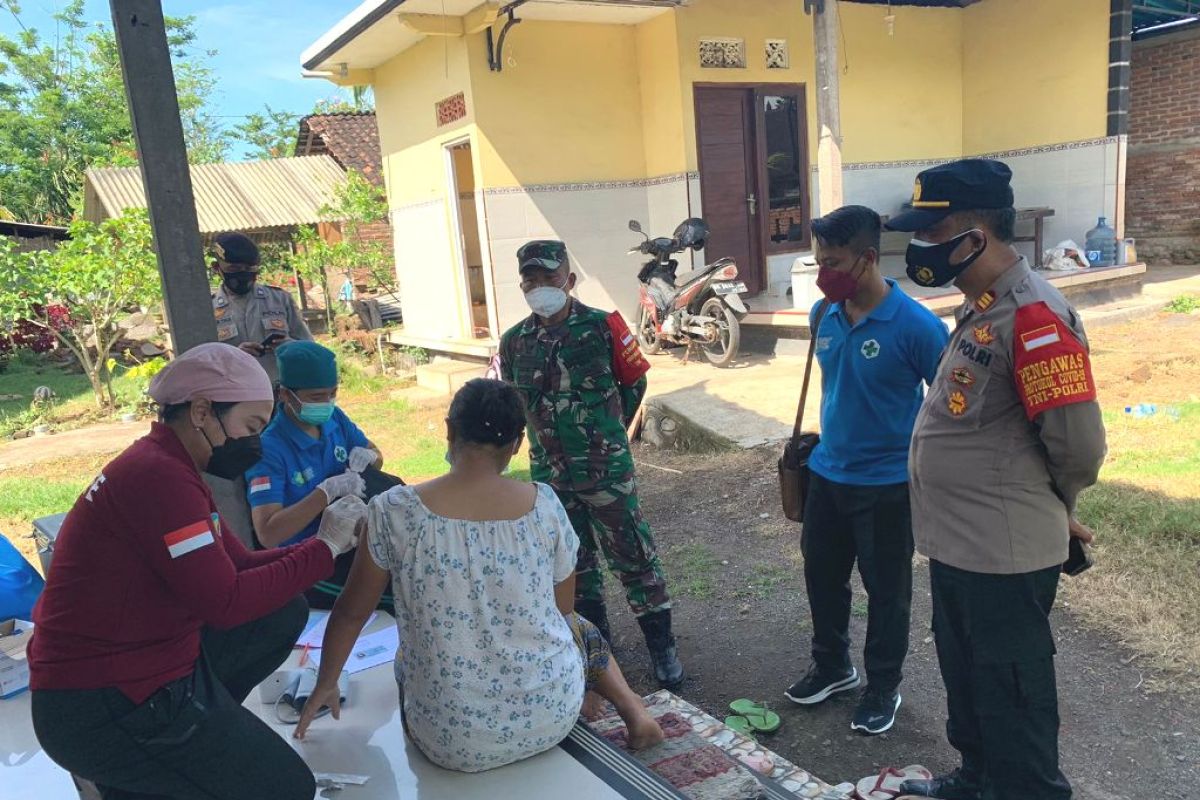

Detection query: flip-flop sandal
(728, 699), (782, 734)
(854, 765), (932, 800)
(723, 715), (758, 740)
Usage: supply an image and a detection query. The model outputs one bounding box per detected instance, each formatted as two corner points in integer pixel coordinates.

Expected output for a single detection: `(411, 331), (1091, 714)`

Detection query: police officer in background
(884, 160), (1106, 800)
(211, 232), (312, 383)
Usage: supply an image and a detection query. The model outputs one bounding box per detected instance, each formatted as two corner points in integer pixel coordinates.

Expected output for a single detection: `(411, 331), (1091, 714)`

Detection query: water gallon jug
(1085, 217), (1117, 267)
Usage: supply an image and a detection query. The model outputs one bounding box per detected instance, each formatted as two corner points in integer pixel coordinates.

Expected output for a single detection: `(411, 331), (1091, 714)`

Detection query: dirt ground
(604, 313), (1200, 799)
(611, 446), (1199, 800)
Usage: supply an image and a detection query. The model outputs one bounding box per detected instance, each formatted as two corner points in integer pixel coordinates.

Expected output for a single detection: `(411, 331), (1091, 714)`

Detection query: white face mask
(524, 286), (569, 318)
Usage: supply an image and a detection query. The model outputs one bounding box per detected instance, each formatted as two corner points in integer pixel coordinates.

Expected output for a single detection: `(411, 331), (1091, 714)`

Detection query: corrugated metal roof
(83, 155), (348, 234)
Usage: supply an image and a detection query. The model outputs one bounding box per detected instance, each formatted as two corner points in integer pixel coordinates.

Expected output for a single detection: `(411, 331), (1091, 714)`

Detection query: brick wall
(1127, 29), (1200, 264)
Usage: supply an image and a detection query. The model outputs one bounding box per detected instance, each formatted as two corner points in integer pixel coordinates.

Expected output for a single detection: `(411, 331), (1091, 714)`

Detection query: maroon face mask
(816, 257), (864, 304)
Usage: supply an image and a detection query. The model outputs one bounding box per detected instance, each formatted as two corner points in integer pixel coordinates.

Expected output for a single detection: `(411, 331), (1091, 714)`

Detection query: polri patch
(947, 390), (968, 417)
(973, 323), (995, 345)
(951, 367), (976, 388)
(1012, 301), (1096, 420)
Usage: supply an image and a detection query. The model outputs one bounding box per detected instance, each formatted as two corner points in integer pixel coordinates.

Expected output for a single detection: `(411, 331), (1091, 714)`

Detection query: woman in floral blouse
(296, 379), (663, 771)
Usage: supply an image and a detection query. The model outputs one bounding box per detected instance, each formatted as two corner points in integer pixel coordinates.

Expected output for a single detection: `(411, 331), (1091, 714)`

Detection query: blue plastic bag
(0, 535), (44, 621)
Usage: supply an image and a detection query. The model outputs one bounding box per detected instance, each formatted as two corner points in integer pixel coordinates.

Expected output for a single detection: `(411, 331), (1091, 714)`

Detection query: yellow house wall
(962, 0), (1109, 154)
(838, 3), (963, 162)
(371, 36), (482, 341)
(373, 35), (476, 207)
(466, 21), (648, 188)
(637, 11), (688, 177)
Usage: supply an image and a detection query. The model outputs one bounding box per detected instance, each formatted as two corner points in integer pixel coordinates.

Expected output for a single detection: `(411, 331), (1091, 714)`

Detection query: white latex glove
(318, 470), (366, 504)
(316, 496), (367, 558)
(348, 446), (378, 474)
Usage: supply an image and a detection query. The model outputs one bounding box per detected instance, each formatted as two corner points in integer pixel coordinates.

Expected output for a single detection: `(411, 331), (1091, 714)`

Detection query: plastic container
(1085, 217), (1118, 267)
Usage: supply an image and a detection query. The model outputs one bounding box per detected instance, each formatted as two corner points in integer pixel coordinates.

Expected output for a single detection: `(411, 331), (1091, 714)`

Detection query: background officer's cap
(276, 341), (338, 390)
(886, 159), (1014, 232)
(517, 240), (569, 275)
(212, 232), (261, 267)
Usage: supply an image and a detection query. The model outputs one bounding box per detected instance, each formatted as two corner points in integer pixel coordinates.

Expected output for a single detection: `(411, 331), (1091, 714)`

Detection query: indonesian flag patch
(606, 311), (651, 387)
(249, 476), (272, 495)
(1012, 301), (1096, 420)
(164, 521), (215, 559)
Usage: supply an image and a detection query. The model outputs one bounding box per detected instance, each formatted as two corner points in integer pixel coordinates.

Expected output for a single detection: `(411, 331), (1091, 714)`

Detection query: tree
(0, 1), (228, 222)
(292, 170), (392, 327)
(235, 104), (300, 159)
(311, 86), (375, 115)
(0, 211), (161, 409)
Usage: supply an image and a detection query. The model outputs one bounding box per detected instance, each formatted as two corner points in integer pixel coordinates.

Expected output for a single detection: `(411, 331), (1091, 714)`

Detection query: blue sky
(0, 0), (361, 160)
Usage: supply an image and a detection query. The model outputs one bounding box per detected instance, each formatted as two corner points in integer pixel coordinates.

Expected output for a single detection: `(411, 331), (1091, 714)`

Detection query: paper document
(312, 626), (398, 674)
(296, 611), (377, 649)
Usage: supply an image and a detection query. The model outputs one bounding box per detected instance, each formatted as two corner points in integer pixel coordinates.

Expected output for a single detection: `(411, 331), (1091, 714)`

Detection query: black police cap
(212, 232), (261, 267)
(885, 159), (1015, 233)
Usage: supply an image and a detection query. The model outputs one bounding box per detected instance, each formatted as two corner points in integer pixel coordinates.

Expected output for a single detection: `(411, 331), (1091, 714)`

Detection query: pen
(298, 643), (311, 668)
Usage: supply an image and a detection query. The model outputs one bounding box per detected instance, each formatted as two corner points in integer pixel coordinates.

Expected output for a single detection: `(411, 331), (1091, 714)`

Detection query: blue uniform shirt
(245, 406), (370, 546)
(808, 280), (950, 486)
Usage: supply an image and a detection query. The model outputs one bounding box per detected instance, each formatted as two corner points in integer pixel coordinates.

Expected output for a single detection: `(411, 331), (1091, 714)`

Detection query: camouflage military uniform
(500, 299), (670, 617)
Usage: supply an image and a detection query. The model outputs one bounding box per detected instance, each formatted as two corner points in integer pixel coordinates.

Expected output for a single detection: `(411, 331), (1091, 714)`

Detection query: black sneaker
(899, 768), (984, 800)
(850, 687), (901, 735)
(784, 664), (860, 705)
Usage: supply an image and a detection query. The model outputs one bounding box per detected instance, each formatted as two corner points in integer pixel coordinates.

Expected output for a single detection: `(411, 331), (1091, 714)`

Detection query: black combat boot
(574, 597), (612, 644)
(637, 609), (684, 689)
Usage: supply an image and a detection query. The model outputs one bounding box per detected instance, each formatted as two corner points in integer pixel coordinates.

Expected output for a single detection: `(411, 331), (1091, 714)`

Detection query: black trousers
(801, 473), (914, 693)
(32, 596), (313, 800)
(929, 560), (1072, 800)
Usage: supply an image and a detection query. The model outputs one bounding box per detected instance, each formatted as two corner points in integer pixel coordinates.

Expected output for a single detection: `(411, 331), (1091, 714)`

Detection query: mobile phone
(261, 332), (287, 349)
(1062, 536), (1093, 577)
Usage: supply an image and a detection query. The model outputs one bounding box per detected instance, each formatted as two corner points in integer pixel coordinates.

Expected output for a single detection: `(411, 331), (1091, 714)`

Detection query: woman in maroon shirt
(28, 343), (365, 800)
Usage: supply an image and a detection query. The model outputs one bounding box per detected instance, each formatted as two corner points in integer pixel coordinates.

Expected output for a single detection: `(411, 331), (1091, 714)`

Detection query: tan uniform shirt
(910, 258), (1107, 575)
(212, 284), (312, 382)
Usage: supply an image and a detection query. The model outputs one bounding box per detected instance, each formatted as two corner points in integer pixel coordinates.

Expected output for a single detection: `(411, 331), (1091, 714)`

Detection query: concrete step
(415, 360), (488, 396)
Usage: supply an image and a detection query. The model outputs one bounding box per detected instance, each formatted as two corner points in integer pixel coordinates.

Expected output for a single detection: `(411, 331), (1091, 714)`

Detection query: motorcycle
(628, 217), (747, 368)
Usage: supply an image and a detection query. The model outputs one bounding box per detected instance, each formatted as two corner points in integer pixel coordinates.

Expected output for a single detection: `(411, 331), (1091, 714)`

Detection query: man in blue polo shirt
(784, 205), (949, 736)
(246, 341), (389, 610)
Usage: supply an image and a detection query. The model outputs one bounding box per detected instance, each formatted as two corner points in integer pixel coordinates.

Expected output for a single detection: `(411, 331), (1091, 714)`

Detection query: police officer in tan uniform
(211, 232), (312, 384)
(885, 160), (1106, 800)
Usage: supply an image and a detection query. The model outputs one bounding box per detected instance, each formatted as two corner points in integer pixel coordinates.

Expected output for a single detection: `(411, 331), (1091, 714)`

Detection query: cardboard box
(0, 619), (33, 699)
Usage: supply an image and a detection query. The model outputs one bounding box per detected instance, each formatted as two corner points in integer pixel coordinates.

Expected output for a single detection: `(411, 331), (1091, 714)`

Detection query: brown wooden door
(695, 86), (764, 295)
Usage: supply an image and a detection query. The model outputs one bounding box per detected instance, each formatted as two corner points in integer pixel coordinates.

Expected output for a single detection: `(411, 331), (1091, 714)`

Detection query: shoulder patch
(606, 311), (650, 386)
(1012, 301), (1096, 420)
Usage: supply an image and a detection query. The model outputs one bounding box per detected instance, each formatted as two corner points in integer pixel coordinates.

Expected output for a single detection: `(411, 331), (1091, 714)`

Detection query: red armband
(1012, 301), (1096, 420)
(606, 311), (650, 386)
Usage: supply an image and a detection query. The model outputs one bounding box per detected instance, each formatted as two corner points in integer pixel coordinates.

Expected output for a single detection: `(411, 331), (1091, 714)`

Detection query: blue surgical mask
(289, 390), (335, 426)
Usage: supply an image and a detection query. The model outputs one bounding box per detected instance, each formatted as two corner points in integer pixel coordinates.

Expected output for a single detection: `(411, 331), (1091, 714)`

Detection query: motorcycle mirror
(628, 220), (647, 238)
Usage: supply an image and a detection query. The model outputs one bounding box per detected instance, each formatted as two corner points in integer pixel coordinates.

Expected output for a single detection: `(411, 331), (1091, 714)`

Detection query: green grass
(1166, 295), (1200, 314)
(0, 477), (90, 525)
(733, 562), (792, 601)
(663, 541), (721, 601)
(0, 356), (149, 438)
(1066, 401), (1200, 680)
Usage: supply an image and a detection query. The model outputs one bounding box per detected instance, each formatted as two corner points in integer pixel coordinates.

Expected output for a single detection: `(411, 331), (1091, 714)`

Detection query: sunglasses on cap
(517, 241), (568, 272)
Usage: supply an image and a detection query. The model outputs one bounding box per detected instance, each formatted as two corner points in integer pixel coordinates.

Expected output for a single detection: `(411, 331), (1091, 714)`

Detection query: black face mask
(222, 271), (258, 296)
(201, 415), (263, 479)
(905, 229), (987, 288)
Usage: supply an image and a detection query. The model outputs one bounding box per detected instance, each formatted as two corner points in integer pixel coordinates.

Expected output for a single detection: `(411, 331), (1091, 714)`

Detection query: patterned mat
(590, 706), (767, 800)
(614, 691), (851, 800)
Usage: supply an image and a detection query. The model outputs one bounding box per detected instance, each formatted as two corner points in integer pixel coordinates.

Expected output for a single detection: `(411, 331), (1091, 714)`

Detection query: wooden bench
(881, 206), (1055, 267)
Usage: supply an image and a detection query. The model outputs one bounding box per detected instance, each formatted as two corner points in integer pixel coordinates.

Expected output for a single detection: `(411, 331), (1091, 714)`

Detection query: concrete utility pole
(809, 0), (844, 215)
(110, 0), (215, 354)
